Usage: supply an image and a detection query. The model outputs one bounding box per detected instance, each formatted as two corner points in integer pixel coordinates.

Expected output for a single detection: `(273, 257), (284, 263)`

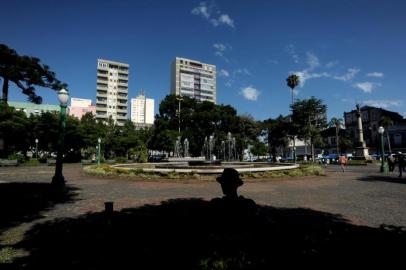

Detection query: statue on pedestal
(355, 104), (371, 160)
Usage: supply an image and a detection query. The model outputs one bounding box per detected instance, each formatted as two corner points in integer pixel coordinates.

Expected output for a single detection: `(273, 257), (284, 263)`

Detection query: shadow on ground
(5, 197), (406, 269)
(0, 183), (78, 234)
(357, 174), (406, 184)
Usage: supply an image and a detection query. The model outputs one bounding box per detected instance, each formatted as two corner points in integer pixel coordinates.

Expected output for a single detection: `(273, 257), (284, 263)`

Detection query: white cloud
(240, 86), (260, 101)
(353, 81), (381, 93)
(366, 72), (384, 78)
(219, 69), (229, 77)
(213, 43), (231, 57)
(326, 60), (339, 68)
(293, 71), (330, 87)
(191, 2), (235, 28)
(333, 68), (360, 81)
(235, 68), (251, 76)
(218, 14), (234, 28)
(291, 52), (360, 88)
(306, 52), (320, 70)
(363, 100), (402, 108)
(225, 81), (232, 87)
(191, 2), (210, 19)
(285, 44), (299, 63)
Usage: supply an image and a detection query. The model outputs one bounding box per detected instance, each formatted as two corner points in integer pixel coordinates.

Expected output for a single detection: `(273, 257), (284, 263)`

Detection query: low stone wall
(112, 162), (300, 174)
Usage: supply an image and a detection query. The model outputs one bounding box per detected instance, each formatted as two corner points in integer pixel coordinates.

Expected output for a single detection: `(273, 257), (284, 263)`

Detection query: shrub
(115, 157), (128, 164)
(25, 158), (40, 166)
(7, 153), (25, 164)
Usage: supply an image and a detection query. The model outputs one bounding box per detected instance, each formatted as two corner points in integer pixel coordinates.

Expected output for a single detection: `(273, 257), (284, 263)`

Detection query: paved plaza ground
(0, 164), (405, 268)
(1, 163), (405, 227)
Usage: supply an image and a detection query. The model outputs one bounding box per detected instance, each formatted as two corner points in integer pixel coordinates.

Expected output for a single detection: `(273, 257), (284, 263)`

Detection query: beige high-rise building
(170, 57), (216, 103)
(96, 59), (129, 126)
(131, 91), (155, 128)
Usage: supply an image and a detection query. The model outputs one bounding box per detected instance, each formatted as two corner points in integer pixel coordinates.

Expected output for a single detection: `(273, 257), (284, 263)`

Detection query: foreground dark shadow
(0, 182), (78, 234)
(6, 198), (406, 269)
(357, 174), (406, 184)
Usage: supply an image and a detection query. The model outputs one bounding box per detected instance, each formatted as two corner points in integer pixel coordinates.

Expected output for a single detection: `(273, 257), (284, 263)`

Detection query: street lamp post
(52, 89), (69, 188)
(378, 126), (388, 173)
(176, 96), (183, 135)
(97, 138), (101, 165)
(35, 138), (39, 159)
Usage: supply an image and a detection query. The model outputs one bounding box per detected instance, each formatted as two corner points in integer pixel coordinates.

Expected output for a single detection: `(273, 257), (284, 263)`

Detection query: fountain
(174, 136), (183, 158)
(113, 132), (299, 174)
(183, 138), (189, 158)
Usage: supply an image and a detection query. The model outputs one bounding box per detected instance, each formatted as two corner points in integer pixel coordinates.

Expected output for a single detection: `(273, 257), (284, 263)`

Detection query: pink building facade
(69, 98), (96, 119)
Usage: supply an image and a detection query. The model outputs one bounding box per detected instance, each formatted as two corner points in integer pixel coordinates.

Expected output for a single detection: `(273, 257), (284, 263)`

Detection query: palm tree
(380, 116), (393, 153)
(286, 74), (300, 162)
(329, 117), (344, 155)
(286, 74), (300, 106)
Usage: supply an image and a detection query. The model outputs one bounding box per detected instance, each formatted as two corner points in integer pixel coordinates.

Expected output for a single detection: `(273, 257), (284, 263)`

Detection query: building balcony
(118, 69), (129, 75)
(97, 78), (108, 84)
(97, 92), (107, 98)
(116, 108), (127, 113)
(96, 107), (107, 112)
(96, 101), (107, 106)
(118, 82), (128, 87)
(117, 115), (127, 120)
(117, 88), (128, 94)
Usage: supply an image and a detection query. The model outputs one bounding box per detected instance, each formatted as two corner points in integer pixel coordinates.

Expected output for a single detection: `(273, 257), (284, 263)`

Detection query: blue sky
(1, 0), (405, 120)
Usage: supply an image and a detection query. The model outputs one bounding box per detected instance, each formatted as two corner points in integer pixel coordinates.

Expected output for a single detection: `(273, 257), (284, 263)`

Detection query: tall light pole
(176, 96), (183, 135)
(35, 138), (39, 159)
(97, 137), (101, 165)
(52, 89), (69, 188)
(378, 126), (388, 173)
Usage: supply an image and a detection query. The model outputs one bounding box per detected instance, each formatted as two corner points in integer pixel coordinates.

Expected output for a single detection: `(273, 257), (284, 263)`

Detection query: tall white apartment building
(96, 59), (129, 126)
(131, 91), (155, 128)
(170, 57), (216, 103)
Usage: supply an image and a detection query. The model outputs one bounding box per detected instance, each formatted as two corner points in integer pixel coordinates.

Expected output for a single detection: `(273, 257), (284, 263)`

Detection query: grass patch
(84, 164), (325, 181)
(241, 165), (325, 179)
(83, 165), (206, 180)
(0, 247), (25, 264)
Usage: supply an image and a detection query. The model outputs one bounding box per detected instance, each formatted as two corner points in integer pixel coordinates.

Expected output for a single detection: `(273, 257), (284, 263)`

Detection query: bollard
(104, 201), (114, 228)
(104, 201), (114, 214)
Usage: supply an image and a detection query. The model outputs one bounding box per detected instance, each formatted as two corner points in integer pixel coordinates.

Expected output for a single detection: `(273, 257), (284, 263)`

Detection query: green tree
(250, 140), (268, 159)
(262, 115), (289, 162)
(291, 97), (327, 161)
(328, 117), (344, 154)
(0, 44), (66, 104)
(151, 95), (261, 159)
(0, 103), (30, 157)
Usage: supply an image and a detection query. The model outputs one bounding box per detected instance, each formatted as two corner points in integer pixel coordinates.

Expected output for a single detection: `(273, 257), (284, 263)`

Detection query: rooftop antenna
(140, 89), (145, 96)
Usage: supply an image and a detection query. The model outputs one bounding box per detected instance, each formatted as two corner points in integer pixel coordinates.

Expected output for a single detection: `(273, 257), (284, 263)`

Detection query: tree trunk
(386, 130), (392, 153)
(2, 77), (9, 103)
(311, 138), (315, 162)
(336, 126), (339, 155)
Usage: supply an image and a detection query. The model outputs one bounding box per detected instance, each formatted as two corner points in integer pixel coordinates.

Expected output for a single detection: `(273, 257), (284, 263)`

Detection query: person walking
(398, 152), (405, 178)
(338, 154), (348, 172)
(388, 154), (395, 172)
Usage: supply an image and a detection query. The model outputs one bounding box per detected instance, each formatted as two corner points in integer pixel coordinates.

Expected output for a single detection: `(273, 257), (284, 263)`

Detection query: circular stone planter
(112, 162), (299, 174)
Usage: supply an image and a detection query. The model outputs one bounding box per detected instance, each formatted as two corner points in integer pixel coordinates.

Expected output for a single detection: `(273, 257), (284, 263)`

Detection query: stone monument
(355, 104), (371, 160)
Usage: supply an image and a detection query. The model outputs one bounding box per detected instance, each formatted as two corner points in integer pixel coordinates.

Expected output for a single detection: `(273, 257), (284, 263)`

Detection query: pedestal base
(354, 147), (372, 160)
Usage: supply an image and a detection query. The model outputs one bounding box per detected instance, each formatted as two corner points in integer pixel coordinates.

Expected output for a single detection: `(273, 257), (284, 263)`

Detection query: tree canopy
(291, 96), (327, 161)
(0, 43), (67, 104)
(150, 95), (262, 158)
